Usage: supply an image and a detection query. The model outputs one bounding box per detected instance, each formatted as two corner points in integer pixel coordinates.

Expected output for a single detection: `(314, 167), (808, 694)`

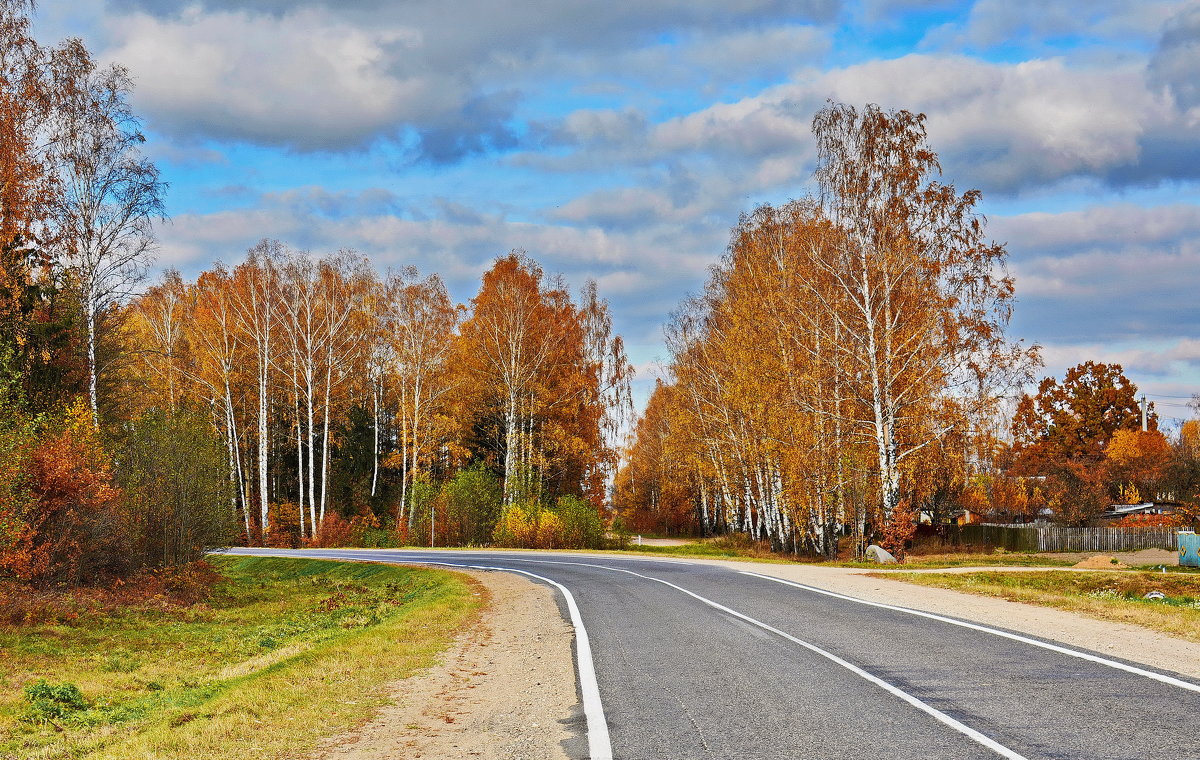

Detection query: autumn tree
(1106, 428), (1171, 503)
(385, 269), (458, 526)
(48, 39), (164, 426)
(456, 253), (627, 513)
(1010, 361), (1152, 523)
(229, 241), (281, 540)
(811, 102), (1033, 520)
(1011, 361), (1150, 469)
(618, 102), (1034, 554)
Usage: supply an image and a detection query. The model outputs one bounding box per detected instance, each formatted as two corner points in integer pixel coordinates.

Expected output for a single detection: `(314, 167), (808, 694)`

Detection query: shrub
(16, 400), (127, 585)
(311, 512), (381, 548)
(553, 495), (605, 549)
(114, 410), (236, 567)
(536, 510), (564, 549)
(24, 679), (88, 721)
(493, 503), (539, 548)
(441, 465), (503, 545)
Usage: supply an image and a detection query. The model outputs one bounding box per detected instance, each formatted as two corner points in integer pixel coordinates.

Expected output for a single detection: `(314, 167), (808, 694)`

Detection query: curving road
(221, 548), (1200, 760)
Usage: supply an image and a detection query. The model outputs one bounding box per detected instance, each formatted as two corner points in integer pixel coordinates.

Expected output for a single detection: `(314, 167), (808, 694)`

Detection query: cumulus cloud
(545, 46), (1200, 199)
(919, 0), (1184, 52)
(997, 204), (1200, 344)
(97, 0), (839, 158)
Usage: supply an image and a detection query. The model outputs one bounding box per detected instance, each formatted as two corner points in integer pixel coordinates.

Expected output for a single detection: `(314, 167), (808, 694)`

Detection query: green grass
(880, 569), (1200, 642)
(0, 556), (481, 760)
(837, 552), (1075, 570)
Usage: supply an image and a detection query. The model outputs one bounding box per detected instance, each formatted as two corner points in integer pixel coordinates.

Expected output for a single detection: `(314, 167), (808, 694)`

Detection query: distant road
(222, 548), (1200, 760)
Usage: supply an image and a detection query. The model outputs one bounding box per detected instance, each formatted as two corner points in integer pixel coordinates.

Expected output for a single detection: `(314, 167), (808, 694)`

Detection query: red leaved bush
(308, 512), (379, 548)
(1117, 513), (1183, 528)
(880, 499), (918, 560)
(1, 401), (127, 586)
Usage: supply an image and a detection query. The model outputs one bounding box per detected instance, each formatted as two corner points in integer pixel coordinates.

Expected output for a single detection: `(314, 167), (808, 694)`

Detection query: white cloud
(95, 0), (838, 157)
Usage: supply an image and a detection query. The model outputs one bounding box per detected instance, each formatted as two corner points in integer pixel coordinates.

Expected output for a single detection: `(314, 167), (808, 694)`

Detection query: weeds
(24, 680), (88, 722)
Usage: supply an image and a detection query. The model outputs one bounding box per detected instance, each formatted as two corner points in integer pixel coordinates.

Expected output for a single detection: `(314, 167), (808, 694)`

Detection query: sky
(35, 0), (1200, 424)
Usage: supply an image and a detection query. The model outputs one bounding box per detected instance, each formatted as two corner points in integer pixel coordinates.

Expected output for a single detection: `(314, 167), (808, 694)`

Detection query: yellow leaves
(1106, 429), (1170, 468)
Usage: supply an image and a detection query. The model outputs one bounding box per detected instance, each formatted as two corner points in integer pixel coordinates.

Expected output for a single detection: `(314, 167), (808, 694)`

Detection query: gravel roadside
(310, 570), (577, 760)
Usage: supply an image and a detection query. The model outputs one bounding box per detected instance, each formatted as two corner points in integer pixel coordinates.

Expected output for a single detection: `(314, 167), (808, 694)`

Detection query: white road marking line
(465, 564), (613, 760)
(553, 561), (1029, 760)
(739, 570), (1200, 695)
(221, 549), (614, 760)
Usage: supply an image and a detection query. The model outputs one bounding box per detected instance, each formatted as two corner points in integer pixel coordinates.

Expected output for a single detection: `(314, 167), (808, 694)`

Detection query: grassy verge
(600, 541), (1073, 568)
(879, 569), (1200, 642)
(1, 556), (481, 760)
(838, 552), (1074, 570)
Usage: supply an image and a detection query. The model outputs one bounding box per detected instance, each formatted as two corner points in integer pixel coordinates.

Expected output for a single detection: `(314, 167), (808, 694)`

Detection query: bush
(552, 495), (605, 549)
(442, 465), (502, 545)
(403, 477), (439, 546)
(536, 510), (564, 549)
(493, 503), (539, 548)
(492, 497), (605, 550)
(114, 410), (236, 567)
(24, 680), (88, 721)
(310, 512), (381, 548)
(7, 400), (128, 586)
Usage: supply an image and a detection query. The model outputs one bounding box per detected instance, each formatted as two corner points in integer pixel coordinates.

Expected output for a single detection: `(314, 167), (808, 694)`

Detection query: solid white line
(554, 561), (1028, 760)
(221, 549), (614, 760)
(738, 570), (1200, 695)
(465, 565), (613, 760)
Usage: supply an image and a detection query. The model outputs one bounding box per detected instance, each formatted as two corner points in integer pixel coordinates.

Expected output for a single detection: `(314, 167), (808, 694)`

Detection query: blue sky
(37, 0), (1200, 423)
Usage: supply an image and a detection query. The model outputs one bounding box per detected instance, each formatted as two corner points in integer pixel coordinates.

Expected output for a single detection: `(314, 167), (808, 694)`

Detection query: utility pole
(1141, 394), (1148, 432)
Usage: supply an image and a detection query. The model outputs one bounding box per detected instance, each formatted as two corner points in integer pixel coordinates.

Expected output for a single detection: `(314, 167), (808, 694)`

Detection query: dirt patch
(310, 570), (576, 760)
(1041, 548), (1178, 566)
(1072, 554), (1130, 569)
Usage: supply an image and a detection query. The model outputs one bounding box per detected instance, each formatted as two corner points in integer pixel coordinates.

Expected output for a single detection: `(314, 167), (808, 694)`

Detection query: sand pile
(1073, 554), (1130, 569)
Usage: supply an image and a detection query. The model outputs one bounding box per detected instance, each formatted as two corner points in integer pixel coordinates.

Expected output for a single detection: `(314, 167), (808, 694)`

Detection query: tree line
(124, 248), (632, 548)
(0, 0), (632, 589)
(614, 102), (1200, 557)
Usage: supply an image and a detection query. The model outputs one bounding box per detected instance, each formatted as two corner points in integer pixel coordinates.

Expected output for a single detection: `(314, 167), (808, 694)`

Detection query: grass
(600, 538), (1074, 569)
(0, 556), (481, 760)
(837, 551), (1075, 570)
(880, 569), (1200, 642)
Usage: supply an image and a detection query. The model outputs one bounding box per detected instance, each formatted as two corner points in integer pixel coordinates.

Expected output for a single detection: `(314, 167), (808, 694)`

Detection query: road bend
(220, 548), (1200, 760)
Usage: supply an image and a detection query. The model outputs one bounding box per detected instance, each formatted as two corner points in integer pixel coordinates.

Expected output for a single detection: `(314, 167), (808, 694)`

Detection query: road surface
(221, 548), (1200, 760)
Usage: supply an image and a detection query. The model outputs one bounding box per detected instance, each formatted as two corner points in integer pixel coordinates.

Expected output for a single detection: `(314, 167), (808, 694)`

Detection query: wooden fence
(948, 524), (1182, 553)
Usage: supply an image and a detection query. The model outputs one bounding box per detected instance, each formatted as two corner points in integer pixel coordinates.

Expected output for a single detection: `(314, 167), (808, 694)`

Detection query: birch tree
(230, 241), (281, 540)
(48, 40), (164, 427)
(811, 102), (1032, 520)
(387, 269), (458, 526)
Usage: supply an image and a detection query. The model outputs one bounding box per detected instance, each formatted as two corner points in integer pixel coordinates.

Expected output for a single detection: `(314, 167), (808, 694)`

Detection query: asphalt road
(221, 548), (1200, 760)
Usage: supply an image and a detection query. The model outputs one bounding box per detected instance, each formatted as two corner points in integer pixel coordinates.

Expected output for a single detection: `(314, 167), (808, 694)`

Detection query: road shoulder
(310, 569), (577, 760)
(697, 558), (1200, 682)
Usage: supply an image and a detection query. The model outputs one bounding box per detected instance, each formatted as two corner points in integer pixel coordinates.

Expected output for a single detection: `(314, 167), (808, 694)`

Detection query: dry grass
(881, 569), (1200, 643)
(0, 556), (481, 760)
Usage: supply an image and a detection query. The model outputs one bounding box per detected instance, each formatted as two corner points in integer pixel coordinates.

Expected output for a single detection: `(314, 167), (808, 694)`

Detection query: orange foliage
(1106, 429), (1171, 492)
(309, 512), (380, 548)
(2, 401), (125, 585)
(1116, 513), (1182, 528)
